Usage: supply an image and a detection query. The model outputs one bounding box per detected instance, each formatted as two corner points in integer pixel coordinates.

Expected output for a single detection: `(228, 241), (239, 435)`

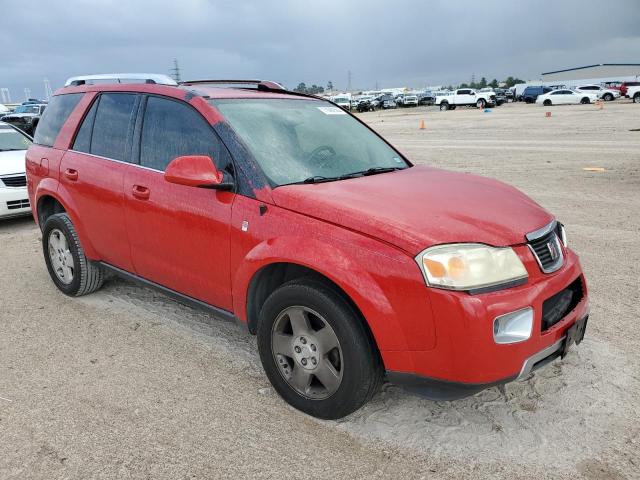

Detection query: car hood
(271, 165), (553, 255)
(0, 149), (27, 176)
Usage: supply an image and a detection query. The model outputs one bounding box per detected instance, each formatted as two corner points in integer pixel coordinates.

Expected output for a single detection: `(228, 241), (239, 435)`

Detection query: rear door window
(33, 93), (83, 147)
(139, 96), (230, 172)
(89, 93), (138, 162)
(72, 99), (99, 153)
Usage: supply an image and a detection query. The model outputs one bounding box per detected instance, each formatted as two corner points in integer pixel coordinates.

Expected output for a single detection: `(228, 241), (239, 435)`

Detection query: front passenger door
(123, 95), (235, 311)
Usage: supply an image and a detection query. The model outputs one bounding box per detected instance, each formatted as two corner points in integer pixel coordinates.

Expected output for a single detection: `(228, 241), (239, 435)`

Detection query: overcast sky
(1, 0), (639, 101)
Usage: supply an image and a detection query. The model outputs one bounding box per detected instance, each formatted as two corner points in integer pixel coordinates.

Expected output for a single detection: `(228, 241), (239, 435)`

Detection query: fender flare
(231, 236), (412, 353)
(35, 182), (100, 259)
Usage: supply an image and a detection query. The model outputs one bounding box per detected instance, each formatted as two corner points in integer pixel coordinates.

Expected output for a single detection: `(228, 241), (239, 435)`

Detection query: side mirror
(164, 155), (233, 190)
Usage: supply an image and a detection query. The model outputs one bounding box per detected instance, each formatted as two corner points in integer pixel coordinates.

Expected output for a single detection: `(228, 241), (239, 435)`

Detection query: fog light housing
(493, 307), (533, 344)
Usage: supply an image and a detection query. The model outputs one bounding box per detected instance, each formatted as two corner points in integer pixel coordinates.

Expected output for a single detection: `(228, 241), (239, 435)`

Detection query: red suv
(26, 74), (589, 419)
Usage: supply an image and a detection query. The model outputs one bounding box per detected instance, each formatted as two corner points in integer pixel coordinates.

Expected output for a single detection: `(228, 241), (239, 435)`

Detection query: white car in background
(0, 121), (32, 219)
(574, 84), (620, 101)
(536, 89), (598, 106)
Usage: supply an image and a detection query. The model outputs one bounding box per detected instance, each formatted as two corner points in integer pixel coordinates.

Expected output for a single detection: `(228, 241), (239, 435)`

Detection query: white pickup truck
(435, 88), (496, 111)
(625, 85), (640, 103)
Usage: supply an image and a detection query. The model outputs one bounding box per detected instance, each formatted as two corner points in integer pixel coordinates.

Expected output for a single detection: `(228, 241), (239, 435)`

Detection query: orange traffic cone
(419, 119), (425, 130)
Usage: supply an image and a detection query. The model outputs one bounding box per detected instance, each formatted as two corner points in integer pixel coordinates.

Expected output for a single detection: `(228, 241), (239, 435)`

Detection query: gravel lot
(1, 101), (638, 479)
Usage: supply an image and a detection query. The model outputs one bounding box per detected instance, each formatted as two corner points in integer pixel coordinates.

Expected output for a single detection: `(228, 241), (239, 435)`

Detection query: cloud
(1, 0), (639, 100)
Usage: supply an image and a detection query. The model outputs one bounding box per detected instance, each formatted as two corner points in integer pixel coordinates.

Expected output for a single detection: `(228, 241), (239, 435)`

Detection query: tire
(543, 99), (552, 106)
(42, 213), (104, 297)
(439, 102), (449, 111)
(580, 97), (590, 104)
(257, 278), (383, 419)
(634, 94), (640, 104)
(603, 93), (613, 102)
(476, 99), (486, 108)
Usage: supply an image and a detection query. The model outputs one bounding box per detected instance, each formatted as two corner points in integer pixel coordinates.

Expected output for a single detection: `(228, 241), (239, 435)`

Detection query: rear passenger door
(61, 92), (139, 271)
(123, 95), (234, 311)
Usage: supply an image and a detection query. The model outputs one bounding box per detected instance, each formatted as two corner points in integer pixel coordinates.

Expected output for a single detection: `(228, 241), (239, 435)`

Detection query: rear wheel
(634, 93), (640, 103)
(476, 99), (486, 108)
(580, 97), (590, 104)
(42, 213), (104, 297)
(257, 279), (382, 419)
(543, 99), (552, 106)
(439, 102), (449, 111)
(603, 93), (614, 101)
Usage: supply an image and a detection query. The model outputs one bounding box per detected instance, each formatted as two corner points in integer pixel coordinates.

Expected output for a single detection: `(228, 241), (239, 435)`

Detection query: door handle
(132, 185), (150, 200)
(64, 168), (78, 181)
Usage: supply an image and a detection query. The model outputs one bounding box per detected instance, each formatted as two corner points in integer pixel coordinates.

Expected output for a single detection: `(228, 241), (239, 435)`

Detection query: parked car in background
(332, 96), (352, 111)
(372, 94), (396, 109)
(625, 85), (640, 103)
(503, 88), (514, 102)
(435, 89), (496, 111)
(356, 99), (375, 112)
(418, 92), (435, 106)
(536, 89), (597, 106)
(574, 84), (620, 101)
(0, 104), (10, 116)
(0, 121), (32, 219)
(26, 73), (589, 420)
(521, 86), (552, 103)
(0, 103), (47, 135)
(480, 88), (505, 106)
(513, 83), (528, 101)
(620, 81), (640, 97)
(401, 94), (418, 107)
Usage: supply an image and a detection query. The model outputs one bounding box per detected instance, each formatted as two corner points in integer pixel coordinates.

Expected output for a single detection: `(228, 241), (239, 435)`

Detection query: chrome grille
(526, 220), (564, 273)
(1, 175), (27, 187)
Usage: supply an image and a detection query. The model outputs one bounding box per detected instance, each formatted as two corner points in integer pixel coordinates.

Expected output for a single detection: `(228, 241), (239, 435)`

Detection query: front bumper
(384, 245), (589, 395)
(0, 187), (31, 218)
(388, 313), (588, 400)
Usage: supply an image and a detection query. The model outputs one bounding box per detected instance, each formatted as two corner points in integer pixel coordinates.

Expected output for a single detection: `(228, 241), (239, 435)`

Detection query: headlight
(416, 243), (528, 293)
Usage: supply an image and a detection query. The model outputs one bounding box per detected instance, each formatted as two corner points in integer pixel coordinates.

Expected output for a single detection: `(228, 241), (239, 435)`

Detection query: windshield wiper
(340, 166), (403, 179)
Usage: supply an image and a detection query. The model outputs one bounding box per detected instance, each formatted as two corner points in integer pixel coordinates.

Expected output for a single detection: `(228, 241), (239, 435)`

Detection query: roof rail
(65, 73), (178, 87)
(179, 79), (285, 91)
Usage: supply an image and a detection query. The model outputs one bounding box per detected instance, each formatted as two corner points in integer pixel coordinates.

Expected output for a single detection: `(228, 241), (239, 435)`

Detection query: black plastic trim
(386, 371), (517, 401)
(99, 262), (242, 325)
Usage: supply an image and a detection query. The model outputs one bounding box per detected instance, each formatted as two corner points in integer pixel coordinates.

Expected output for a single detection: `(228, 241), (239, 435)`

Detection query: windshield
(212, 98), (408, 186)
(14, 105), (39, 114)
(0, 126), (31, 151)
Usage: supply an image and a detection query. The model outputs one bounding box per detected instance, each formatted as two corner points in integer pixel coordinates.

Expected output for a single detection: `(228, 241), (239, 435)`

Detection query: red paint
(164, 155), (224, 187)
(27, 81), (589, 389)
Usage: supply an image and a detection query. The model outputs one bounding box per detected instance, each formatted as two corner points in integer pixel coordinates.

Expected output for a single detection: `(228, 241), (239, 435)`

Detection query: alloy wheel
(271, 306), (343, 400)
(48, 228), (75, 284)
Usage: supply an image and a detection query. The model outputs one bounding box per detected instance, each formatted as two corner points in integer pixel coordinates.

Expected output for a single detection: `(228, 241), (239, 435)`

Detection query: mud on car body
(26, 74), (589, 419)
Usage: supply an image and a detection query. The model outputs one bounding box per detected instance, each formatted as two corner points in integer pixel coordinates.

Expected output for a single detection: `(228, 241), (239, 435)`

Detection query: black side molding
(99, 262), (242, 326)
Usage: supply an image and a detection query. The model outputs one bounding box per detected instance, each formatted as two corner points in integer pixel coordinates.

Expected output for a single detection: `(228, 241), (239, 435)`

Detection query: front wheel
(439, 102), (449, 111)
(257, 279), (383, 419)
(580, 97), (590, 104)
(603, 93), (614, 101)
(543, 99), (552, 106)
(634, 94), (640, 103)
(42, 213), (104, 296)
(476, 99), (486, 108)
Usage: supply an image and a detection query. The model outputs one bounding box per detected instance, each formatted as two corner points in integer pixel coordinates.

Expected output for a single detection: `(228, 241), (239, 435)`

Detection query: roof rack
(179, 79), (285, 91)
(65, 73), (178, 87)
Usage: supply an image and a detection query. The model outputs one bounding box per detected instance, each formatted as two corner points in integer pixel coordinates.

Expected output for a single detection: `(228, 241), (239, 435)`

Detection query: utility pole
(347, 70), (352, 93)
(170, 59), (182, 83)
(44, 78), (53, 101)
(0, 88), (10, 103)
(24, 88), (31, 102)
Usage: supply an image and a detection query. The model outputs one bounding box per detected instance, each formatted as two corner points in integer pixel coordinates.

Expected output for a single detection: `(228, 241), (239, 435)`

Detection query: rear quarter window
(33, 93), (83, 147)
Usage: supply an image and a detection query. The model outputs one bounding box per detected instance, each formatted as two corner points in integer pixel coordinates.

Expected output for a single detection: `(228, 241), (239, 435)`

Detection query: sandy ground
(1, 100), (639, 479)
